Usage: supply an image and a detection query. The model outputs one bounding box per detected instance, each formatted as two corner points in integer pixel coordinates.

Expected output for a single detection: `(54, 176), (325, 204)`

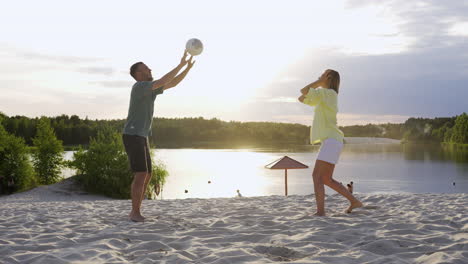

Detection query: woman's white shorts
(317, 138), (344, 164)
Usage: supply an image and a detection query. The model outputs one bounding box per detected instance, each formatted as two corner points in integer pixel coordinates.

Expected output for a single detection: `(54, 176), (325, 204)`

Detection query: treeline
(341, 114), (468, 144)
(0, 112), (467, 146)
(402, 114), (468, 144)
(0, 113), (310, 147)
(0, 113), (122, 146)
(154, 118), (310, 146)
(340, 123), (404, 139)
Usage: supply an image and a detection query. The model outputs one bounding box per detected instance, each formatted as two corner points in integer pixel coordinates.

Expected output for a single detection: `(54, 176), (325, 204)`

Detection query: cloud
(0, 83), (129, 120)
(90, 80), (134, 88)
(370, 33), (401, 38)
(448, 22), (468, 37)
(263, 46), (468, 118)
(18, 51), (104, 64)
(77, 67), (115, 76)
(346, 0), (468, 50)
(253, 1), (468, 123)
(277, 77), (301, 84)
(265, 97), (298, 103)
(1, 1), (466, 125)
(0, 44), (113, 76)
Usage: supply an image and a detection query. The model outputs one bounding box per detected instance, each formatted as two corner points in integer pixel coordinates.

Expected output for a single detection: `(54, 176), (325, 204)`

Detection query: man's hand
(162, 55), (197, 90)
(151, 50), (190, 90)
(187, 56), (196, 69)
(180, 50), (189, 66)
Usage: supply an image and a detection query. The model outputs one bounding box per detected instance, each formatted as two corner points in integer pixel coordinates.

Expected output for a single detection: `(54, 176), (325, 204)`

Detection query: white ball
(186, 38), (203, 56)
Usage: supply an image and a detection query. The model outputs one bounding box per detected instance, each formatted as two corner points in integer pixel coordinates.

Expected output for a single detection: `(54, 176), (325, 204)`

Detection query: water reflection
(153, 149), (276, 199)
(402, 143), (468, 163)
(62, 142), (468, 199)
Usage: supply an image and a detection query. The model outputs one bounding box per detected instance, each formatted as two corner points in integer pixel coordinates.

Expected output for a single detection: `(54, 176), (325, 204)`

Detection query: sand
(0, 179), (467, 264)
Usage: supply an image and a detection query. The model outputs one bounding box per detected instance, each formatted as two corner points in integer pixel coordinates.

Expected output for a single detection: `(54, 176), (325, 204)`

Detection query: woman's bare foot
(129, 212), (145, 222)
(346, 201), (363, 213)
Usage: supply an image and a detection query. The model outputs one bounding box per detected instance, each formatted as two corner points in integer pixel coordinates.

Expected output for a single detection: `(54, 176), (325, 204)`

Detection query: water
(62, 143), (468, 199)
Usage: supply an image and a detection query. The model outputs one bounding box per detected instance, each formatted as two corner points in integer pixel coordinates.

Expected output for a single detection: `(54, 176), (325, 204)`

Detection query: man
(123, 50), (195, 222)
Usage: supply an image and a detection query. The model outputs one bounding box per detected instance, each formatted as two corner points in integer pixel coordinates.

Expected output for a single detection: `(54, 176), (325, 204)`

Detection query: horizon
(1, 0), (467, 126)
(1, 111), (460, 127)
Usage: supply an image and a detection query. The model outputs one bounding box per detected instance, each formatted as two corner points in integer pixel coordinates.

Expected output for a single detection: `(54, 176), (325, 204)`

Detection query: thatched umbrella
(265, 156), (309, 196)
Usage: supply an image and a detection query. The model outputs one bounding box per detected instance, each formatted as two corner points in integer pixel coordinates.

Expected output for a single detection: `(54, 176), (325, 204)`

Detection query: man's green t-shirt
(123, 81), (164, 137)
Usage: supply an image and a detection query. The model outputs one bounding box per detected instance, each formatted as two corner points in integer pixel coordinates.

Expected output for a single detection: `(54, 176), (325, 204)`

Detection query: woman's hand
(300, 86), (310, 95)
(298, 94), (306, 102)
(318, 70), (331, 86)
(300, 78), (322, 95)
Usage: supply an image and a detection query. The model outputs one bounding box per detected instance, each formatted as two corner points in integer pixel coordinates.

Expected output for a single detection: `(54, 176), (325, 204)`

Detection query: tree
(0, 112), (6, 123)
(449, 113), (468, 144)
(0, 123), (36, 194)
(32, 117), (64, 185)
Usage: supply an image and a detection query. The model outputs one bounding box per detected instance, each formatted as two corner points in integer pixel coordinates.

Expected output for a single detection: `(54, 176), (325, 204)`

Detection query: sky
(1, 0), (467, 126)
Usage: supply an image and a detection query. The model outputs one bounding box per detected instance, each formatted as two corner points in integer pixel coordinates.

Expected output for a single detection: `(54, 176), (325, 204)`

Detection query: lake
(62, 143), (468, 199)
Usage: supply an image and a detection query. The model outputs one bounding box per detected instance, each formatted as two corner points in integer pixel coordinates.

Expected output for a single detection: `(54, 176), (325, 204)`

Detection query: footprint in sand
(254, 245), (306, 262)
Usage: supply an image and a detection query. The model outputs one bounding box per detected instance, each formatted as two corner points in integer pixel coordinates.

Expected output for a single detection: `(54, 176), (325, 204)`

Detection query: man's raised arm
(151, 50), (189, 90)
(164, 57), (196, 90)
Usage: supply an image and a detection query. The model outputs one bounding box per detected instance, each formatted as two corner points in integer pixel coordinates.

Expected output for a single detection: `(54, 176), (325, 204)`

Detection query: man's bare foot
(314, 212), (325, 216)
(129, 213), (145, 222)
(346, 201), (363, 213)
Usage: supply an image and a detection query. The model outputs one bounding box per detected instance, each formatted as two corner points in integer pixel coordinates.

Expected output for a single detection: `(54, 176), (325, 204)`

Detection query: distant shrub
(68, 127), (168, 199)
(32, 117), (64, 185)
(0, 124), (36, 194)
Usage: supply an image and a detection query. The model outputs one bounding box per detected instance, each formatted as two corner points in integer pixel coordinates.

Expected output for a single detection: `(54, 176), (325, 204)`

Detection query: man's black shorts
(122, 134), (152, 173)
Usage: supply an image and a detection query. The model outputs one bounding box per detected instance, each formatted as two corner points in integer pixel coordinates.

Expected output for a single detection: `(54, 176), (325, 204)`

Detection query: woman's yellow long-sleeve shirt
(302, 88), (344, 144)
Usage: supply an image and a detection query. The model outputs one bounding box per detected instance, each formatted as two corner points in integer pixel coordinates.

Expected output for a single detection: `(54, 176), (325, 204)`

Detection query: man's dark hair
(130, 62), (144, 80)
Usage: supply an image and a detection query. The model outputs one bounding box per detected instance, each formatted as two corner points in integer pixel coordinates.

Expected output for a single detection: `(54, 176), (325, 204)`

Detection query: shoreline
(54, 137), (403, 151)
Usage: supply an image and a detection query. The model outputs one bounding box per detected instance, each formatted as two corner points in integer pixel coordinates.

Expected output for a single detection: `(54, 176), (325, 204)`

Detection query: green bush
(0, 124), (36, 194)
(68, 127), (169, 199)
(32, 117), (64, 185)
(68, 126), (132, 198)
(147, 159), (169, 200)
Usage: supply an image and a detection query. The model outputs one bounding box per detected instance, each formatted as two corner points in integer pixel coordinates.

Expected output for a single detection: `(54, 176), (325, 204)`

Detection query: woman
(298, 69), (362, 216)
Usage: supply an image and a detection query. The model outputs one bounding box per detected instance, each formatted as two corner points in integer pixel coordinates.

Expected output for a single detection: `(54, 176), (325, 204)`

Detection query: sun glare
(157, 149), (275, 199)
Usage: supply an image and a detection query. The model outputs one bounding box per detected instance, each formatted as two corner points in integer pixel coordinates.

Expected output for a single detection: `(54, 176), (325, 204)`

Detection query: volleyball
(186, 38), (203, 56)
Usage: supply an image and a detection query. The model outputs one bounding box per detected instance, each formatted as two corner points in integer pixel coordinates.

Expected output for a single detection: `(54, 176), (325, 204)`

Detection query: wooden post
(285, 169), (288, 196)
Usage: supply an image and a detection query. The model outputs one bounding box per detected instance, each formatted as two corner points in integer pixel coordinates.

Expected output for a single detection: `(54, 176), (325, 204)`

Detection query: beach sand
(0, 179), (467, 264)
